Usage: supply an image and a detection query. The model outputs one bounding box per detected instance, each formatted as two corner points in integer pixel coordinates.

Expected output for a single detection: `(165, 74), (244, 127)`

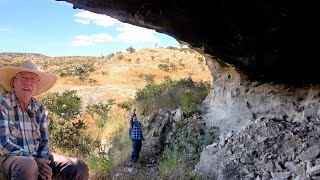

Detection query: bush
(48, 113), (94, 157)
(117, 101), (134, 111)
(59, 63), (95, 80)
(86, 100), (114, 128)
(181, 91), (198, 117)
(158, 122), (215, 179)
(158, 64), (170, 71)
(134, 77), (210, 117)
(88, 156), (112, 179)
(144, 74), (156, 84)
(117, 54), (124, 60)
(126, 46), (135, 53)
(40, 90), (82, 120)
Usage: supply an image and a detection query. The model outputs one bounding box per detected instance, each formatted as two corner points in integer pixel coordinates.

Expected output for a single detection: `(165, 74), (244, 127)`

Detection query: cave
(60, 0), (318, 83)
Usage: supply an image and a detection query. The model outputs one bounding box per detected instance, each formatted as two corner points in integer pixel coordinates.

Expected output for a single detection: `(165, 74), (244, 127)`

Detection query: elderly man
(0, 60), (89, 180)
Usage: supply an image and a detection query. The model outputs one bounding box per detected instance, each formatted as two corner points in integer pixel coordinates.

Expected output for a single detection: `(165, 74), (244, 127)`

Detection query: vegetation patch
(135, 77), (210, 117)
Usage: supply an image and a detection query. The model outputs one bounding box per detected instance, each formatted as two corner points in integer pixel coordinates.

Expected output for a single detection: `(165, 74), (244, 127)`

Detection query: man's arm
(130, 108), (136, 127)
(36, 105), (51, 160)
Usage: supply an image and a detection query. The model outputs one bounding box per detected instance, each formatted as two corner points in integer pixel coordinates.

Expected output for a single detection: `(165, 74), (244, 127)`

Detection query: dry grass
(42, 47), (212, 108)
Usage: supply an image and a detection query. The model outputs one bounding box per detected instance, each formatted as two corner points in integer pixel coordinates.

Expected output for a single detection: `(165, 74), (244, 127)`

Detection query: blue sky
(0, 0), (179, 57)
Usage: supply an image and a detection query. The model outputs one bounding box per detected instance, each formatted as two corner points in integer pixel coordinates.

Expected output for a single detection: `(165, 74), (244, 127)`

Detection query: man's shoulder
(31, 97), (46, 110)
(133, 121), (142, 126)
(0, 93), (13, 107)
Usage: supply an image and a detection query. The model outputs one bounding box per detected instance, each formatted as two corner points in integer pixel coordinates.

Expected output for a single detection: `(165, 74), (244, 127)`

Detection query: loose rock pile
(194, 117), (320, 179)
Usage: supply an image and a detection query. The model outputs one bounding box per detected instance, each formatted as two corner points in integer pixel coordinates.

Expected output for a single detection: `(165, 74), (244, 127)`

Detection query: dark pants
(131, 139), (142, 163)
(0, 154), (89, 180)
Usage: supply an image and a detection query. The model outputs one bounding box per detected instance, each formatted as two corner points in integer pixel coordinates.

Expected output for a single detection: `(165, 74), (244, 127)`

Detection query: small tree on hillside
(126, 46), (135, 53)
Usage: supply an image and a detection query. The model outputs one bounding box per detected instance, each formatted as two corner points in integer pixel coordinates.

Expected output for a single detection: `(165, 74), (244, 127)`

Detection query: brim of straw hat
(0, 66), (57, 96)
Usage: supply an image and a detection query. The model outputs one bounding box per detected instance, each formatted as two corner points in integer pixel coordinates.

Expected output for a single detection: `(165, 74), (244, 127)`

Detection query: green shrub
(40, 90), (82, 120)
(48, 113), (94, 157)
(88, 156), (112, 179)
(59, 63), (95, 80)
(117, 101), (134, 111)
(158, 64), (170, 71)
(126, 46), (135, 53)
(117, 54), (124, 60)
(158, 122), (215, 179)
(144, 74), (156, 84)
(171, 123), (215, 161)
(86, 100), (114, 128)
(134, 77), (210, 116)
(181, 91), (198, 117)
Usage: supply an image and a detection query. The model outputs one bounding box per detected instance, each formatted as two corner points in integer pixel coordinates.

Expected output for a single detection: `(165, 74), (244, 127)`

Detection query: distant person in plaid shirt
(0, 60), (89, 180)
(129, 108), (144, 164)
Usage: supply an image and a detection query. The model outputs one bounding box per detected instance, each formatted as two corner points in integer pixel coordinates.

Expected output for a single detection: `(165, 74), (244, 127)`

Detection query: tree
(126, 46), (135, 53)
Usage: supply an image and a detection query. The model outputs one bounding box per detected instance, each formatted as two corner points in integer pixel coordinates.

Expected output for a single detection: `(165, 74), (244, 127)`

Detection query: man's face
(13, 72), (39, 98)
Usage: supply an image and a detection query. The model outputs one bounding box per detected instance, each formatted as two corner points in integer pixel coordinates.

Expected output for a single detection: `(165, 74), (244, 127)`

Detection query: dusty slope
(1, 47), (212, 106)
(47, 47), (212, 107)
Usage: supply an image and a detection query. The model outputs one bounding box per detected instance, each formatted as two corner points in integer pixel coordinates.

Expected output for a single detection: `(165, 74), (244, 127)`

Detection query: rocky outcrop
(59, 0), (318, 82)
(202, 57), (320, 133)
(194, 57), (320, 179)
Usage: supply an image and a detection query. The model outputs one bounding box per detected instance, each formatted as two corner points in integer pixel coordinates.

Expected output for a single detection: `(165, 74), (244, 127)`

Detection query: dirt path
(112, 162), (159, 180)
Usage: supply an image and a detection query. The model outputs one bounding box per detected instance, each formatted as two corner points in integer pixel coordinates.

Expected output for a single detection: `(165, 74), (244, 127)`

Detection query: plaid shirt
(0, 92), (51, 160)
(130, 112), (144, 140)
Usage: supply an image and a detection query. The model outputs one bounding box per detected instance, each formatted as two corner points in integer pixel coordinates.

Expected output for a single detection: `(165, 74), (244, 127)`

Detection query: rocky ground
(109, 109), (320, 180)
(194, 116), (320, 180)
(112, 162), (159, 180)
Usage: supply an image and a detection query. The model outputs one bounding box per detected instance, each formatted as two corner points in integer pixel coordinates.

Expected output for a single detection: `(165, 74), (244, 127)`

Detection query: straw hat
(0, 60), (57, 96)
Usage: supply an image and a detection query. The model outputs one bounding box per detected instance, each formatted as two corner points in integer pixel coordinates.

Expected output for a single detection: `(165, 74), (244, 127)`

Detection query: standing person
(0, 60), (89, 180)
(129, 109), (144, 164)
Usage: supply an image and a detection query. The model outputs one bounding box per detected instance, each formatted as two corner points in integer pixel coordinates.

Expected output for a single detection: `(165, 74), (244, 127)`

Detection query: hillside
(1, 47), (212, 107)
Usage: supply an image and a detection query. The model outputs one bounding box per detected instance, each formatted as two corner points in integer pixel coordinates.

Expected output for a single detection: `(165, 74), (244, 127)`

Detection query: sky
(0, 0), (180, 57)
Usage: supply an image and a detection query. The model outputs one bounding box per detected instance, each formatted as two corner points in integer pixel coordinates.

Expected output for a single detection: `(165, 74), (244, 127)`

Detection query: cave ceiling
(59, 0), (319, 83)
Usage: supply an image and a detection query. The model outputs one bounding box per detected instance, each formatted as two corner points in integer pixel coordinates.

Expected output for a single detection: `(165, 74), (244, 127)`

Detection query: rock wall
(195, 56), (320, 179)
(201, 56), (320, 133)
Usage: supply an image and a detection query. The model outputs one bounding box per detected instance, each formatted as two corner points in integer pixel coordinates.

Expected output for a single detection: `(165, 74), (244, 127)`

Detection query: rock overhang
(59, 0), (319, 83)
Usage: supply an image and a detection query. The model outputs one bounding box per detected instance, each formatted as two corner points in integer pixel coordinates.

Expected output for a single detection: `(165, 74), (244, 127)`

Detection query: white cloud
(74, 11), (119, 27)
(71, 33), (113, 46)
(116, 23), (160, 43)
(75, 19), (90, 25)
(73, 11), (161, 44)
(91, 34), (113, 42)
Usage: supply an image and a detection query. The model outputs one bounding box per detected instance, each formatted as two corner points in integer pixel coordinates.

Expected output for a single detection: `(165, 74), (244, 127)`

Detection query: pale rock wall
(201, 56), (320, 133)
(196, 56), (320, 179)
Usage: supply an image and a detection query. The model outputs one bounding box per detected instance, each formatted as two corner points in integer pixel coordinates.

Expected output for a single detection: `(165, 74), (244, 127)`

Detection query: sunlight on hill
(45, 47), (212, 106)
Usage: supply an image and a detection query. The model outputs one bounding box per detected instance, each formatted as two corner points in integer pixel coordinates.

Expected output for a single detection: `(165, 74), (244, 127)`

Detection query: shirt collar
(10, 91), (35, 111)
